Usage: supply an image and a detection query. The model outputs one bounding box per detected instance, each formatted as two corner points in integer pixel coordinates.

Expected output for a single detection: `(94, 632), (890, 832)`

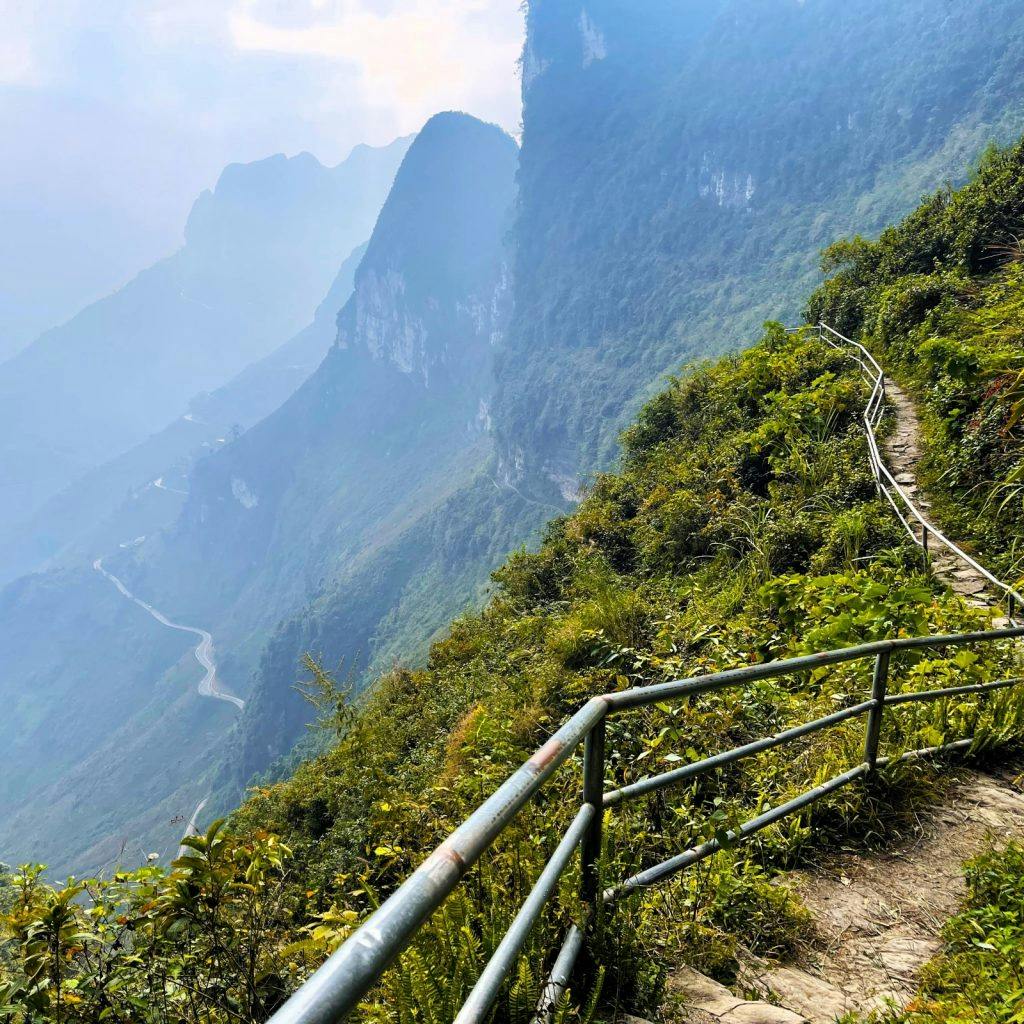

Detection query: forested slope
(221, 0), (1024, 809)
(498, 0), (1024, 498)
(7, 144), (1024, 1021)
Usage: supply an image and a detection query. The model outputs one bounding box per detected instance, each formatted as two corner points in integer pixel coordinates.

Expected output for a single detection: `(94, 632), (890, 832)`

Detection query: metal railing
(269, 625), (1024, 1024)
(812, 322), (1024, 620)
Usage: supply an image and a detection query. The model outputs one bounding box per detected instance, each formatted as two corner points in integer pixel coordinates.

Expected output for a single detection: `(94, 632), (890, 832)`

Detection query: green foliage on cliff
(6, 312), (1023, 1020)
(808, 136), (1024, 585)
(499, 0), (1024, 491)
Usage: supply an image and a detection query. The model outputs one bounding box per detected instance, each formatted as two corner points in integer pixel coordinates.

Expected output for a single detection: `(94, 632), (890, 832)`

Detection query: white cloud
(0, 2), (44, 85)
(228, 0), (523, 136)
(0, 36), (34, 85)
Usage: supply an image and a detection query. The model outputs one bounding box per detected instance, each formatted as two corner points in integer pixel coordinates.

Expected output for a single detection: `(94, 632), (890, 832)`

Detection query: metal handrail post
(572, 718), (607, 995)
(580, 719), (606, 918)
(864, 648), (891, 771)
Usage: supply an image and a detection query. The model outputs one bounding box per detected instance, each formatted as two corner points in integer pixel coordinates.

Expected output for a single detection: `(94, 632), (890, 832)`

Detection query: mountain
(495, 0), (1024, 499)
(0, 112), (520, 874)
(124, 112), (521, 770)
(13, 136), (1024, 1021)
(0, 137), (411, 544)
(229, 0), (1024, 784)
(0, 241), (368, 586)
(9, 0), (1024, 875)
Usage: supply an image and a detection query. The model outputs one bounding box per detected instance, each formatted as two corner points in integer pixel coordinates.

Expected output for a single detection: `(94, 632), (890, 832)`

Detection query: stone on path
(664, 966), (808, 1024)
(661, 769), (1024, 1024)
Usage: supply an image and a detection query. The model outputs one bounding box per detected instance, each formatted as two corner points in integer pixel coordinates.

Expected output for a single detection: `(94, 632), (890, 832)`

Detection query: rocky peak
(336, 112), (518, 387)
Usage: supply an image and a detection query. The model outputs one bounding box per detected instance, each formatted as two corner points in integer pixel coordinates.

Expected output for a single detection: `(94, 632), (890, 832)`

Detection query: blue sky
(0, 0), (524, 355)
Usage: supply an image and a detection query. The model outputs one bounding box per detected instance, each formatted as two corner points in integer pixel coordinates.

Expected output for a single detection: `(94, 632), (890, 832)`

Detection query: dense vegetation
(11, 0), (1024, 881)
(5, 308), (1023, 1019)
(9, 52), (1024, 1024)
(499, 0), (1024, 496)
(804, 137), (1024, 1024)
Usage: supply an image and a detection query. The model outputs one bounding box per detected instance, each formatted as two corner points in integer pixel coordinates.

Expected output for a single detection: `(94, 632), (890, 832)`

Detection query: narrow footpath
(658, 377), (1024, 1023)
(883, 382), (1001, 613)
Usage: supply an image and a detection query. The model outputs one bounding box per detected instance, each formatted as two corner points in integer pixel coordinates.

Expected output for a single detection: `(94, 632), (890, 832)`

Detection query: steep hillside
(10, 0), (1024, 904)
(211, 0), (1024, 811)
(0, 113), (521, 874)
(9, 126), (1024, 1024)
(0, 137), (410, 550)
(808, 136), (1024, 583)
(128, 112), (522, 781)
(0, 241), (369, 586)
(6, 304), (1023, 1019)
(126, 110), (516, 655)
(497, 0), (1024, 500)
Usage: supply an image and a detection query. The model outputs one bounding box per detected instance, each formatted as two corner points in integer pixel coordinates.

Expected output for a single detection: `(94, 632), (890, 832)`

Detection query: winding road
(177, 796), (209, 858)
(93, 557), (245, 711)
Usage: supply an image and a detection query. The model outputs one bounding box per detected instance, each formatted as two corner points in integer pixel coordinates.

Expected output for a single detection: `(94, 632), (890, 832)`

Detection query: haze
(0, 0), (524, 359)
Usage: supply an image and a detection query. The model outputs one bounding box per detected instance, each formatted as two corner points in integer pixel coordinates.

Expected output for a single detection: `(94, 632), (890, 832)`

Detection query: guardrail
(811, 322), (1024, 621)
(269, 625), (1024, 1024)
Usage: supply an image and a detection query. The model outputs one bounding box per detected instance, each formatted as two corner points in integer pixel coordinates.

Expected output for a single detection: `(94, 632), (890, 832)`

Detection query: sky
(0, 0), (525, 358)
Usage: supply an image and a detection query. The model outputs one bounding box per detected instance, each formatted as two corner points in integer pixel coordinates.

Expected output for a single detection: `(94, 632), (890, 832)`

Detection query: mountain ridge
(0, 134), (412, 550)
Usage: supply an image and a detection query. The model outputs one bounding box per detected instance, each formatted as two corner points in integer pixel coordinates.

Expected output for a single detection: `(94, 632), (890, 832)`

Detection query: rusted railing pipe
(269, 620), (1024, 1024)
(268, 697), (609, 1024)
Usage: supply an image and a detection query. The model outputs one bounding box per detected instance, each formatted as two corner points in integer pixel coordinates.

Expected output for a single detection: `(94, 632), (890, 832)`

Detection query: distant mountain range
(5, 0), (1024, 875)
(0, 112), (526, 873)
(0, 242), (369, 586)
(0, 137), (410, 562)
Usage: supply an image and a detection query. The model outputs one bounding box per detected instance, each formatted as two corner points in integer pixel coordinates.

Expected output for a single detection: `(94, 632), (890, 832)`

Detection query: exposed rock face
(495, 0), (1024, 501)
(579, 8), (608, 65)
(339, 260), (511, 388)
(337, 111), (516, 393)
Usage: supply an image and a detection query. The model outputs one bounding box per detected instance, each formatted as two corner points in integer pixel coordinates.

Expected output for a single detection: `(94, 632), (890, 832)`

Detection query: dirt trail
(662, 766), (1024, 1024)
(752, 769), (1023, 1019)
(883, 382), (1002, 614)
(658, 381), (1024, 1023)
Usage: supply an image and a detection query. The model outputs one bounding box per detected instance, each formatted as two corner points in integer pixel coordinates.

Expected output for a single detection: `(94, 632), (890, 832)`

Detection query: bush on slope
(5, 320), (1023, 1022)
